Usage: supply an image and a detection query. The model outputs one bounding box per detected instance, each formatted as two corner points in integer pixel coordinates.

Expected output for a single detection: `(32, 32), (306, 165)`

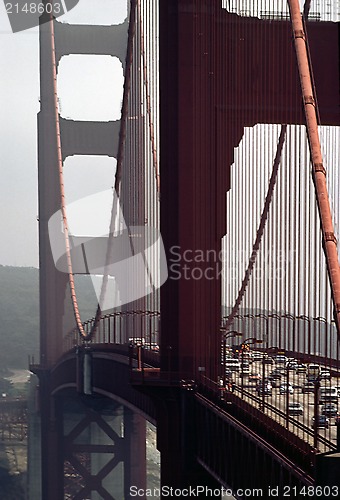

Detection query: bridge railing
(221, 313), (340, 455)
(63, 310), (160, 353)
(63, 310), (340, 457)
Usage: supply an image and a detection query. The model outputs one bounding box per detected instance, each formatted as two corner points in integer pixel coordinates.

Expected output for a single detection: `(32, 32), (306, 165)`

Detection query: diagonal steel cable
(288, 0), (340, 336)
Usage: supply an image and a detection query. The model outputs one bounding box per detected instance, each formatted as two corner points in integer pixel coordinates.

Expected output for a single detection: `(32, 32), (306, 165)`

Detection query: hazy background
(0, 0), (339, 270)
(0, 0), (127, 267)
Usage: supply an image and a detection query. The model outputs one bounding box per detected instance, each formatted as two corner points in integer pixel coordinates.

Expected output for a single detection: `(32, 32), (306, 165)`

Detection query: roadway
(229, 359), (339, 453)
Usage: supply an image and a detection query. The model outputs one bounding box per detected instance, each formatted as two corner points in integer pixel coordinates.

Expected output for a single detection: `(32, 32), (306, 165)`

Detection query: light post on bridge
(221, 329), (243, 388)
(233, 313), (244, 332)
(233, 312), (254, 339)
(285, 357), (296, 429)
(281, 313), (295, 353)
(240, 337), (263, 398)
(313, 374), (321, 450)
(261, 351), (266, 412)
(268, 313), (281, 351)
(243, 313), (256, 338)
(315, 316), (329, 361)
(261, 346), (279, 412)
(255, 313), (282, 350)
(296, 314), (310, 358)
(255, 313), (269, 350)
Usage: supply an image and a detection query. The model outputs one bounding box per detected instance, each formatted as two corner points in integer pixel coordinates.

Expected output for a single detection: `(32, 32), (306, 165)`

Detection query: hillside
(0, 266), (39, 370)
(0, 266), (99, 369)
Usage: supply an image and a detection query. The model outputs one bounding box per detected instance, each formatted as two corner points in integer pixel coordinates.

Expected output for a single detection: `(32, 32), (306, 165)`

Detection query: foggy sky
(0, 1), (339, 269)
(0, 0), (127, 267)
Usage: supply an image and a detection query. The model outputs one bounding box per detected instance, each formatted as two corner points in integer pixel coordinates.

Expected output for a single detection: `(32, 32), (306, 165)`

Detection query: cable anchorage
(303, 95), (315, 106)
(313, 163), (326, 176)
(324, 232), (337, 245)
(293, 29), (305, 40)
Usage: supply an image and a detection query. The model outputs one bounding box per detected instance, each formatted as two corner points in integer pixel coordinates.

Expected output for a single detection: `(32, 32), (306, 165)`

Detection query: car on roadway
(288, 402), (303, 416)
(269, 370), (282, 380)
(256, 384), (272, 396)
(263, 356), (274, 364)
(275, 355), (288, 365)
(296, 364), (307, 374)
(334, 415), (340, 425)
(301, 382), (315, 394)
(311, 415), (329, 429)
(128, 338), (159, 351)
(225, 359), (241, 372)
(249, 372), (261, 383)
(279, 383), (294, 395)
(319, 386), (338, 404)
(306, 363), (320, 382)
(257, 378), (272, 389)
(321, 403), (338, 418)
(319, 370), (331, 381)
(268, 377), (281, 388)
(251, 351), (263, 361)
(286, 361), (299, 371)
(263, 378), (273, 388)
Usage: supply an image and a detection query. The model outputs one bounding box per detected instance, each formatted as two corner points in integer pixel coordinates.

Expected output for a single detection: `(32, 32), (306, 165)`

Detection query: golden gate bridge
(23, 0), (340, 497)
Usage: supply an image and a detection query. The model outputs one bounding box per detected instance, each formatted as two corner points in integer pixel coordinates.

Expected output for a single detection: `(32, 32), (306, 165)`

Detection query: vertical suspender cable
(225, 126), (287, 329)
(288, 0), (340, 336)
(89, 0), (138, 341)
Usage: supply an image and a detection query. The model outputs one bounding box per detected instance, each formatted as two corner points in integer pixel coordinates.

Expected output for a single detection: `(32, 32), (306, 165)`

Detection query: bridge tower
(34, 7), (152, 498)
(157, 0), (340, 489)
(38, 13), (127, 367)
(159, 0), (340, 384)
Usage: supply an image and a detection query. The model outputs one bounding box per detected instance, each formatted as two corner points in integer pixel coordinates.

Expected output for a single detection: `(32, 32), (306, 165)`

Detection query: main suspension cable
(288, 0), (340, 335)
